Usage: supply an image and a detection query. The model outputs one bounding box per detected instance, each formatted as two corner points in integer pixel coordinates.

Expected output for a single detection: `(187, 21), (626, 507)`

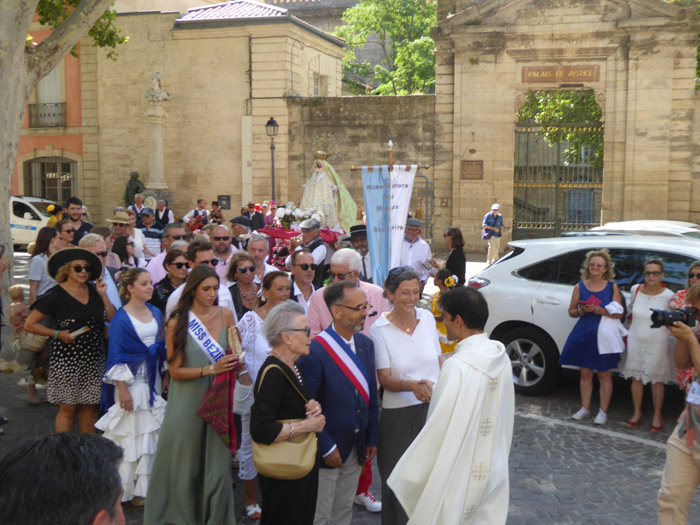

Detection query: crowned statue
(299, 148), (358, 233)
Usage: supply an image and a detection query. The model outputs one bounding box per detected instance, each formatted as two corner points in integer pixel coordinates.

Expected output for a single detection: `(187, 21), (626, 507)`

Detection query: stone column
(144, 72), (170, 191)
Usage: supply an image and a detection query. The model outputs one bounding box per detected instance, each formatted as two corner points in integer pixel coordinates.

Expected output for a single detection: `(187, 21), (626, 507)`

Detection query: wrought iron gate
(513, 123), (604, 239)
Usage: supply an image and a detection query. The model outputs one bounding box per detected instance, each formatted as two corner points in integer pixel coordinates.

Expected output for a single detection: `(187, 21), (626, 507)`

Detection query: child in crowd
(432, 269), (458, 355)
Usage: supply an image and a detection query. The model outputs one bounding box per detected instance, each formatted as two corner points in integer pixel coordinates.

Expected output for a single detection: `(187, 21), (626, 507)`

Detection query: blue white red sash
(315, 328), (369, 405)
(188, 311), (225, 364)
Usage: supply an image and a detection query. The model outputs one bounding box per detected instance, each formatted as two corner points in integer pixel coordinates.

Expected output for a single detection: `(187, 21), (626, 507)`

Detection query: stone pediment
(440, 0), (696, 30)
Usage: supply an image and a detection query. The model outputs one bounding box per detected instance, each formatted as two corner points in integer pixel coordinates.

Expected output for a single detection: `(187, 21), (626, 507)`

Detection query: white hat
(491, 203), (500, 210)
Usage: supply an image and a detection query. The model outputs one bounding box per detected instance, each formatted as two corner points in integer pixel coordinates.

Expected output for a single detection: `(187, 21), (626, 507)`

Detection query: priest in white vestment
(388, 286), (515, 525)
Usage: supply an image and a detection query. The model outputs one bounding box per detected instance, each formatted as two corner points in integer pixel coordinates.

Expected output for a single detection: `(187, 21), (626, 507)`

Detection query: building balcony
(28, 103), (66, 128)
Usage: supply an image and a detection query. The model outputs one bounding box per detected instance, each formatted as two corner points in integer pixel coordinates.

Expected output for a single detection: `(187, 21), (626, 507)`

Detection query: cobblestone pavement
(2, 253), (699, 523)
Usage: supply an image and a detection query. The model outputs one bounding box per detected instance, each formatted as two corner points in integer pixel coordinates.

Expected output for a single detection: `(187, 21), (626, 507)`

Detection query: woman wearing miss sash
(95, 268), (167, 507)
(145, 265), (239, 524)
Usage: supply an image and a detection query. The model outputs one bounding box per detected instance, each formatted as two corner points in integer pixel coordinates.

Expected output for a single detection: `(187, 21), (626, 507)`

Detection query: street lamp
(266, 117), (279, 201)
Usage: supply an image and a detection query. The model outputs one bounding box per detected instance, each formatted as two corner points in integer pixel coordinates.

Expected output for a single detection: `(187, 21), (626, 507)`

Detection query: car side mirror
(23, 212), (32, 220)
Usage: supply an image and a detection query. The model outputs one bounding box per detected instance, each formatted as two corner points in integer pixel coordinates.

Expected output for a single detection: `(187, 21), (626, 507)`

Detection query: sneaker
(354, 489), (382, 513)
(571, 407), (590, 420)
(593, 409), (607, 425)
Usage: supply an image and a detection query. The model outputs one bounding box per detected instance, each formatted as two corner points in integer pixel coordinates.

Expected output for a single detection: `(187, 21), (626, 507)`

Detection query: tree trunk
(0, 0), (114, 314)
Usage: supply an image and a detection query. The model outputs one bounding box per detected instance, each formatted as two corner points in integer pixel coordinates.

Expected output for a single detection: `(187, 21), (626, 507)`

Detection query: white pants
(487, 236), (501, 265)
(314, 447), (362, 525)
(238, 411), (257, 481)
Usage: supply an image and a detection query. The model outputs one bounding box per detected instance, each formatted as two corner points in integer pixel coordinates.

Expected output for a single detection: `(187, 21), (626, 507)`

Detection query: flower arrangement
(275, 203), (325, 229)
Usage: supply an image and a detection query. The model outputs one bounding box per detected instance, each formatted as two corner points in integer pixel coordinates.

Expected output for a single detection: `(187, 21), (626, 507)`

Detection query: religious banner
(362, 166), (391, 287)
(389, 165), (417, 268)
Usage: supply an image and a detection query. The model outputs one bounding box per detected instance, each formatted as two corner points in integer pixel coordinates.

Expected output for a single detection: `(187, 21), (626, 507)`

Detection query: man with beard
(212, 224), (237, 283)
(297, 281), (379, 525)
(64, 196), (93, 245)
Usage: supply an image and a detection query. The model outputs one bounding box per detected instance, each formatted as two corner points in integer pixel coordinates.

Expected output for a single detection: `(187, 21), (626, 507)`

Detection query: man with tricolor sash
(297, 281), (379, 525)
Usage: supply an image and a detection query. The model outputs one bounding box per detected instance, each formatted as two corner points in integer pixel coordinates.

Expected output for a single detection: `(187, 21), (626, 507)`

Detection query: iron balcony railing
(28, 103), (66, 127)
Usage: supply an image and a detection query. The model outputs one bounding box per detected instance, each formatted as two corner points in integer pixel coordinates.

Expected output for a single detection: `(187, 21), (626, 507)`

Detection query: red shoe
(626, 418), (641, 428)
(651, 420), (664, 433)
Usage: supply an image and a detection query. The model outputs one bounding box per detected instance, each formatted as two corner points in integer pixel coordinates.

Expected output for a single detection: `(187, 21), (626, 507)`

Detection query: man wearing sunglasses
(289, 218), (329, 289)
(297, 281), (379, 524)
(164, 239), (236, 321)
(289, 249), (316, 312)
(65, 196), (93, 246)
(212, 225), (237, 283)
(146, 223), (187, 284)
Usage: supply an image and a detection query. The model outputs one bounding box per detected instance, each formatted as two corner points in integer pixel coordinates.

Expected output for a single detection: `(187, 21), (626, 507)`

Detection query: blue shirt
(482, 212), (503, 237)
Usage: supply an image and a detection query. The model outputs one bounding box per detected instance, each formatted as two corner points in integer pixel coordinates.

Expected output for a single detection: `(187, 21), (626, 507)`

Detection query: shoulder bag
(251, 363), (317, 480)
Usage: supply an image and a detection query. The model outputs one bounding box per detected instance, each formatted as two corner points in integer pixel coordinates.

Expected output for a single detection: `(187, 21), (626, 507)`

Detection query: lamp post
(266, 117), (279, 201)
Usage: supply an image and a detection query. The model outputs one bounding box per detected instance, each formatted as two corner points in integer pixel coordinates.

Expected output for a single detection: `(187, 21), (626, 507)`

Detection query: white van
(10, 196), (56, 248)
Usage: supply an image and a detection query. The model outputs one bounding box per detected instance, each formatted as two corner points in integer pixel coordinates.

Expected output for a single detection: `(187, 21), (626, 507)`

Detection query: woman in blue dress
(559, 249), (623, 425)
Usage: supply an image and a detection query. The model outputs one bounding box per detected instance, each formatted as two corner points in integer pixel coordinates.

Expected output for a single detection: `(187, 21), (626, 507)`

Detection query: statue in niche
(145, 72), (170, 106)
(124, 171), (145, 207)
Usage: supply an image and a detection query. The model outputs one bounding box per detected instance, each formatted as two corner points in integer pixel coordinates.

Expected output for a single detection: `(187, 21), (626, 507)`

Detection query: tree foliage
(333, 0), (437, 95)
(517, 90), (604, 168)
(35, 0), (127, 60)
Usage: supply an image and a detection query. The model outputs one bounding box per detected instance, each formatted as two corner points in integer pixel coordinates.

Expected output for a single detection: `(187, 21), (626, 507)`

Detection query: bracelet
(576, 304), (583, 317)
(288, 422), (295, 441)
(53, 330), (58, 340)
(402, 378), (408, 391)
(199, 366), (204, 377)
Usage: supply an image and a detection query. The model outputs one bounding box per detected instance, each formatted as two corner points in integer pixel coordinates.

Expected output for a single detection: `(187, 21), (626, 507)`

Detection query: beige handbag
(19, 332), (48, 353)
(251, 364), (317, 480)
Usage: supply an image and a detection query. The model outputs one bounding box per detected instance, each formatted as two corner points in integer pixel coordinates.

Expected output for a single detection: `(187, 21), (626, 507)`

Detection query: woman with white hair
(250, 300), (326, 524)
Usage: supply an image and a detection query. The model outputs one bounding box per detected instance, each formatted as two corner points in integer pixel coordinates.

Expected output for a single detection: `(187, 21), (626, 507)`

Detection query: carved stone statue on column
(144, 72), (170, 191)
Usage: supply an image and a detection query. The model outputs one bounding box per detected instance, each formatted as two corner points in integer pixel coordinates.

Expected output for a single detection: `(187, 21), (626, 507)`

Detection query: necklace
(270, 351), (303, 385)
(239, 283), (257, 301)
(390, 313), (415, 334)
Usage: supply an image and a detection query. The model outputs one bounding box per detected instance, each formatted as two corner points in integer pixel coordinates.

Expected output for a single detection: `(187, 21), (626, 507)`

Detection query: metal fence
(28, 103), (66, 128)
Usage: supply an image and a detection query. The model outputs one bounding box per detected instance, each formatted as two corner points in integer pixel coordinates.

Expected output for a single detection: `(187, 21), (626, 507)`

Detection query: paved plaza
(1, 253), (699, 523)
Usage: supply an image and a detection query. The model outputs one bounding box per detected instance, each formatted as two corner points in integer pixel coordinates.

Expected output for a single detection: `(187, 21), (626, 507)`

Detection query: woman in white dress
(236, 270), (291, 520)
(95, 268), (167, 506)
(621, 259), (675, 432)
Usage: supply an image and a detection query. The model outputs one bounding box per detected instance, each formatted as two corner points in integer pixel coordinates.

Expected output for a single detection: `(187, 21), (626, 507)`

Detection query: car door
(11, 199), (42, 245)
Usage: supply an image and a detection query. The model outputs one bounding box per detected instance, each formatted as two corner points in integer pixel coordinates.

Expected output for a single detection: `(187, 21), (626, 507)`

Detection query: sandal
(0, 417), (8, 425)
(651, 420), (664, 433)
(246, 504), (262, 520)
(626, 416), (642, 428)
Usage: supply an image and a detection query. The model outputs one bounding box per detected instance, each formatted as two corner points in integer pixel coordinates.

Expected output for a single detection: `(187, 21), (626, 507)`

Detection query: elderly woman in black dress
(250, 300), (326, 524)
(227, 251), (260, 319)
(25, 248), (116, 432)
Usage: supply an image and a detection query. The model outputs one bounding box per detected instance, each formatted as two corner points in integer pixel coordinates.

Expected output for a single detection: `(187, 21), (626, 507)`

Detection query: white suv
(468, 236), (700, 395)
(10, 196), (56, 248)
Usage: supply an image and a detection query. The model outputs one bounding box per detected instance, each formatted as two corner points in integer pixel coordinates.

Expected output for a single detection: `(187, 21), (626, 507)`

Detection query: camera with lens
(650, 306), (698, 329)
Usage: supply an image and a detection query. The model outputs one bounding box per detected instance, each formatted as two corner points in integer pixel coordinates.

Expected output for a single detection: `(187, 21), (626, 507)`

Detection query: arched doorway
(513, 89), (604, 239)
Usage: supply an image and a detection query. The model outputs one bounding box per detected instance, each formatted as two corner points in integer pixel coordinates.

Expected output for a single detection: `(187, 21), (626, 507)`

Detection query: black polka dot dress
(33, 284), (107, 405)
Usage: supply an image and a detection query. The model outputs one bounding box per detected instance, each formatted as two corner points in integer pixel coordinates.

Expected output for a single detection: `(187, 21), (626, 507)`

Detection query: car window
(12, 201), (40, 221)
(555, 249), (588, 285)
(516, 254), (562, 282)
(607, 249), (639, 292)
(636, 250), (699, 293)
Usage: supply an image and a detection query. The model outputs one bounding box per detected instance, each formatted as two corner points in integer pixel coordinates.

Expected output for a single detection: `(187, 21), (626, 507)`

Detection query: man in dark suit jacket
(244, 202), (265, 231)
(297, 281), (379, 525)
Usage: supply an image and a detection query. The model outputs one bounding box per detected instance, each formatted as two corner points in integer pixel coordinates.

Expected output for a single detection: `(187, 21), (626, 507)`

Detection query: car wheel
(501, 326), (561, 395)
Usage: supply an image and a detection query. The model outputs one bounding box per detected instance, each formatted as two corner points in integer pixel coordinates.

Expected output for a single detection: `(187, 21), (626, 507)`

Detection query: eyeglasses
(96, 251), (108, 258)
(237, 265), (257, 274)
(645, 271), (663, 276)
(337, 303), (373, 313)
(388, 266), (413, 277)
(200, 259), (220, 267)
(169, 234), (185, 240)
(170, 262), (188, 269)
(329, 271), (353, 280)
(690, 273), (700, 279)
(63, 229), (76, 234)
(285, 328), (311, 337)
(213, 236), (230, 241)
(72, 264), (91, 273)
(113, 223), (126, 227)
(294, 263), (318, 271)
(589, 263), (605, 268)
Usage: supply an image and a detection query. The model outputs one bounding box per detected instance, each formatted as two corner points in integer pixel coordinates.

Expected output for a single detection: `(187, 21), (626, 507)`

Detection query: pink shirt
(307, 280), (391, 337)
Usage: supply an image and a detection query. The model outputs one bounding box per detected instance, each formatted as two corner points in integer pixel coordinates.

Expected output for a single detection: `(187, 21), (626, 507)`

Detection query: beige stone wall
(94, 12), (343, 223)
(286, 95), (438, 239)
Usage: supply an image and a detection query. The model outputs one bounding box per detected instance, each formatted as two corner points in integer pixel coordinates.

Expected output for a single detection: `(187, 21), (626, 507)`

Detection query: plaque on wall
(217, 195), (231, 210)
(522, 65), (600, 83)
(461, 160), (483, 180)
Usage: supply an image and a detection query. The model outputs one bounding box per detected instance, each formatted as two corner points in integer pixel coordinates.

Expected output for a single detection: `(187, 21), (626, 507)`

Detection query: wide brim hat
(47, 248), (103, 280)
(106, 210), (131, 224)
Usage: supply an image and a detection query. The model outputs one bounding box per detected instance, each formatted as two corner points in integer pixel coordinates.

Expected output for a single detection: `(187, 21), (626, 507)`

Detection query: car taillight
(468, 277), (491, 289)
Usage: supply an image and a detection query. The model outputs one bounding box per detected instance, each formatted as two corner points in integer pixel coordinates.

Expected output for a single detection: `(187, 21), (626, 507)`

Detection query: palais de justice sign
(522, 65), (600, 83)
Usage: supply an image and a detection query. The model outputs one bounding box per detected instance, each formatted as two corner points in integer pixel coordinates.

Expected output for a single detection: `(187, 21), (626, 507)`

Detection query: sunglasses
(169, 234), (185, 240)
(127, 242), (135, 246)
(285, 328), (311, 337)
(113, 223), (127, 227)
(170, 262), (188, 269)
(644, 271), (662, 276)
(294, 263), (318, 271)
(200, 259), (220, 267)
(63, 228), (76, 234)
(237, 265), (257, 274)
(141, 214), (152, 218)
(329, 271), (352, 281)
(388, 266), (413, 277)
(690, 273), (700, 279)
(72, 264), (91, 273)
(96, 251), (108, 258)
(213, 236), (230, 241)
(338, 302), (373, 313)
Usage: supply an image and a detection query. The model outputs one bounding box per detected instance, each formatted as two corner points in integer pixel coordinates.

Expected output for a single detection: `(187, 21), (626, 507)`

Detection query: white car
(590, 220), (700, 239)
(10, 196), (56, 248)
(468, 235), (700, 395)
